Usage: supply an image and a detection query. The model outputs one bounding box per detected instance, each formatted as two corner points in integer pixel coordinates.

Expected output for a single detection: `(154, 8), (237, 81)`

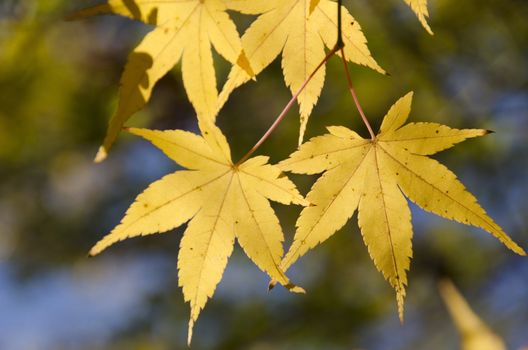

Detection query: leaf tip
(284, 282), (306, 294)
(501, 236), (525, 256)
(187, 319), (194, 347)
(423, 22), (434, 36)
(397, 301), (405, 324)
(424, 25), (434, 36)
(89, 239), (109, 257)
(396, 287), (406, 323)
(268, 279), (277, 291)
(270, 280), (305, 294)
(292, 194), (310, 207)
(300, 198), (311, 207)
(514, 245), (527, 256)
(88, 248), (99, 258)
(94, 146), (108, 163)
(237, 51), (255, 78)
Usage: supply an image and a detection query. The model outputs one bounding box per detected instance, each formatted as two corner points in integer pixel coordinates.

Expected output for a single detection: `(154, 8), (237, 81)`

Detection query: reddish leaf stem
(235, 46), (339, 166)
(339, 48), (376, 140)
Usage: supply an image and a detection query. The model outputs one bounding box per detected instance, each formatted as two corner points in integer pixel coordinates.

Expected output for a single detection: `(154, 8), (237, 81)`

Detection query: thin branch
(336, 0), (344, 49)
(235, 46), (339, 166)
(340, 48), (376, 139)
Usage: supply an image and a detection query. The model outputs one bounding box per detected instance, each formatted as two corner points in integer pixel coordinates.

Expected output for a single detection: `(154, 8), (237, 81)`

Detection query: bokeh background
(1, 0), (527, 349)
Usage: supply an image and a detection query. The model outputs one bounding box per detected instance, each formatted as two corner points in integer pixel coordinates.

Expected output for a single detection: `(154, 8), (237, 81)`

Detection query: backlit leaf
(218, 0), (385, 144)
(71, 0), (254, 161)
(90, 119), (307, 344)
(403, 0), (433, 34)
(278, 92), (526, 318)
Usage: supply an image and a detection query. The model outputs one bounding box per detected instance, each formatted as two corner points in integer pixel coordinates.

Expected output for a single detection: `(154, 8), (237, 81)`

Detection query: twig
(340, 48), (376, 139)
(236, 46), (339, 166)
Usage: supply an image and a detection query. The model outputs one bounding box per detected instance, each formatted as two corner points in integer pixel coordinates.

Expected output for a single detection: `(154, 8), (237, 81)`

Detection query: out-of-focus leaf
(439, 279), (506, 350)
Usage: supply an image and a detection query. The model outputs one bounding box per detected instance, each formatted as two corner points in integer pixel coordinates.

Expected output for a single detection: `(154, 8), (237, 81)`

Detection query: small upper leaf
(278, 92), (526, 319)
(218, 0), (385, 145)
(90, 119), (307, 344)
(403, 0), (433, 34)
(71, 0), (254, 161)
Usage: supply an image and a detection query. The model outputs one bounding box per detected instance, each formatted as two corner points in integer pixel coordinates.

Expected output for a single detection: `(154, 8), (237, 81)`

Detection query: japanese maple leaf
(403, 0), (433, 34)
(72, 0), (254, 162)
(218, 0), (386, 145)
(277, 92), (526, 318)
(90, 119), (307, 344)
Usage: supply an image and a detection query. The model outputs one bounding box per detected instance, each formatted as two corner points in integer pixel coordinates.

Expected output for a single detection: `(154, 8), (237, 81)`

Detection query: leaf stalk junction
(236, 0), (376, 167)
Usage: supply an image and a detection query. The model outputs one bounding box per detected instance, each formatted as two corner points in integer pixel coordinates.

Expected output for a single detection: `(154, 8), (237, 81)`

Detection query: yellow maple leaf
(90, 119), (307, 344)
(218, 0), (386, 145)
(71, 0), (254, 162)
(277, 92), (526, 319)
(403, 0), (433, 34)
(439, 279), (506, 350)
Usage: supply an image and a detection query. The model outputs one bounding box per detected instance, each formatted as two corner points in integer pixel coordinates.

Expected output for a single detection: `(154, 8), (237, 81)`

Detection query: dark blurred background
(0, 0), (527, 349)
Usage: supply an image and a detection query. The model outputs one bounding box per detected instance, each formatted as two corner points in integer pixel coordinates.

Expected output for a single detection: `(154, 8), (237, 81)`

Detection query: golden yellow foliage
(439, 279), (506, 350)
(218, 0), (385, 144)
(69, 1), (525, 345)
(277, 92), (525, 318)
(90, 119), (307, 344)
(72, 0), (254, 162)
(403, 0), (433, 34)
